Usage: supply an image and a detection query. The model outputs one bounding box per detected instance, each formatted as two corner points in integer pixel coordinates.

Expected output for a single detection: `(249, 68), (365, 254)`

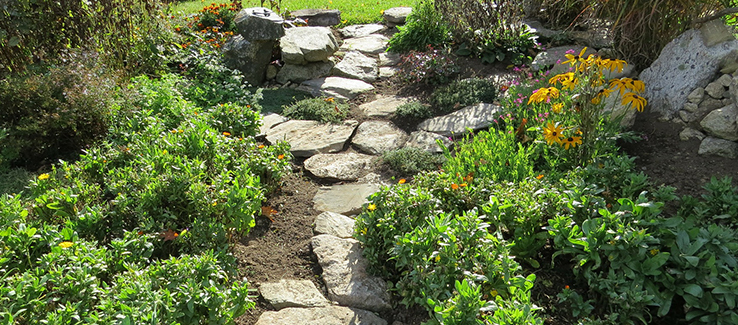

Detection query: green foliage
(679, 177), (738, 227)
(0, 52), (117, 170)
(398, 45), (459, 85)
(395, 101), (433, 119)
(282, 97), (349, 123)
(387, 0), (451, 53)
(382, 147), (445, 175)
(430, 78), (498, 114)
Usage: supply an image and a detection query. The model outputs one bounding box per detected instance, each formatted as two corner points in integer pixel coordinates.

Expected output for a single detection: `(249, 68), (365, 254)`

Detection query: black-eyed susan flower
(622, 93), (647, 112)
(625, 78), (645, 93)
(608, 78), (628, 95)
(561, 136), (582, 149)
(563, 47), (588, 66)
(528, 87), (560, 104)
(591, 88), (614, 105)
(543, 122), (565, 145)
(552, 103), (565, 113)
(548, 72), (575, 85)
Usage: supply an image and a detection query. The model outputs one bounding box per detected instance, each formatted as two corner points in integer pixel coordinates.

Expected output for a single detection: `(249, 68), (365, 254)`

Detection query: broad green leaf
(683, 255), (700, 267)
(683, 284), (703, 297)
(676, 230), (689, 252)
(8, 36), (20, 47)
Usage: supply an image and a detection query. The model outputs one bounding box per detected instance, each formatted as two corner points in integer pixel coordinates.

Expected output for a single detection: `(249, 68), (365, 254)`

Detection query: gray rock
(603, 90), (638, 128)
(266, 120), (358, 157)
(313, 184), (380, 215)
(281, 27), (339, 65)
(255, 306), (387, 325)
(333, 51), (379, 82)
(568, 28), (614, 49)
(531, 45), (596, 74)
(680, 127), (706, 141)
(683, 102), (699, 113)
(378, 52), (401, 66)
(679, 110), (696, 123)
(259, 279), (330, 309)
(259, 113), (289, 137)
(717, 74), (733, 87)
(312, 235), (392, 312)
(340, 24), (386, 38)
(523, 19), (565, 40)
(688, 87), (705, 104)
(699, 137), (738, 158)
(359, 95), (411, 118)
(340, 35), (389, 54)
(266, 64), (279, 80)
(406, 131), (452, 153)
(700, 19), (736, 47)
(304, 152), (375, 181)
(235, 7), (285, 41)
(705, 81), (727, 99)
(352, 121), (409, 155)
(314, 211), (356, 238)
(602, 63), (636, 80)
(640, 29), (738, 118)
(276, 61), (335, 84)
(291, 9), (342, 26)
(383, 7), (412, 26)
(418, 103), (502, 136)
(700, 104), (738, 141)
(222, 35), (276, 86)
(300, 77), (375, 100)
(379, 67), (399, 79)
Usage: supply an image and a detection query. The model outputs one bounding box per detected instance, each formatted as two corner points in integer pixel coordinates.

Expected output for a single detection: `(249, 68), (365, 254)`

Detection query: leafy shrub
(387, 0), (451, 53)
(382, 147), (446, 175)
(398, 45), (459, 85)
(430, 78), (497, 114)
(0, 53), (116, 170)
(395, 101), (433, 119)
(282, 97), (349, 123)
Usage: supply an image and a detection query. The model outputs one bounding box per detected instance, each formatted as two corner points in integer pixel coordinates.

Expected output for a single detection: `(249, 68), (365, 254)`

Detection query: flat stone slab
(383, 7), (412, 26)
(352, 121), (409, 155)
(359, 95), (411, 118)
(312, 235), (392, 312)
(314, 211), (356, 238)
(339, 24), (386, 38)
(255, 306), (387, 325)
(265, 120), (358, 157)
(291, 9), (341, 26)
(300, 77), (375, 100)
(379, 52), (401, 66)
(379, 67), (399, 79)
(259, 279), (330, 309)
(304, 152), (375, 181)
(313, 183), (380, 215)
(406, 130), (452, 153)
(699, 136), (738, 158)
(259, 113), (289, 137)
(277, 61), (334, 84)
(333, 51), (379, 82)
(340, 35), (389, 54)
(417, 103), (502, 136)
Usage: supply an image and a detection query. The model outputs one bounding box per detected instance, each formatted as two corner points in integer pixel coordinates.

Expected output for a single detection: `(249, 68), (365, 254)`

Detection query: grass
(168, 0), (413, 25)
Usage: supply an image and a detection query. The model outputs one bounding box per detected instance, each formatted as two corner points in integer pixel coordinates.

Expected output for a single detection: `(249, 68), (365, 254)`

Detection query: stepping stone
(530, 45), (596, 74)
(383, 7), (412, 27)
(312, 234), (392, 312)
(291, 9), (341, 26)
(266, 120), (358, 157)
(378, 52), (401, 66)
(255, 306), (387, 325)
(313, 183), (380, 215)
(333, 51), (379, 83)
(378, 67), (399, 79)
(417, 103), (502, 136)
(281, 27), (339, 65)
(276, 61), (335, 84)
(300, 77), (375, 100)
(352, 121), (408, 155)
(359, 95), (410, 118)
(259, 279), (330, 309)
(339, 24), (386, 38)
(406, 130), (452, 153)
(314, 211), (356, 238)
(340, 35), (389, 55)
(304, 152), (375, 181)
(259, 113), (289, 137)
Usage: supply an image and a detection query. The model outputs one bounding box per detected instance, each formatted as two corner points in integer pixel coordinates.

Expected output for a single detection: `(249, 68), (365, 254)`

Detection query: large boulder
(222, 35), (275, 86)
(276, 61), (335, 84)
(333, 51), (379, 82)
(234, 7), (284, 41)
(640, 24), (738, 119)
(290, 9), (342, 26)
(698, 137), (738, 158)
(281, 27), (339, 65)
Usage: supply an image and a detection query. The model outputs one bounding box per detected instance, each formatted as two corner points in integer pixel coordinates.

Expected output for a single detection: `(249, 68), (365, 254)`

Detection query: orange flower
(277, 154), (285, 160)
(459, 183), (467, 187)
(258, 145), (265, 149)
(536, 174), (544, 179)
(565, 285), (570, 290)
(398, 179), (406, 184)
(222, 131), (231, 136)
(451, 184), (459, 190)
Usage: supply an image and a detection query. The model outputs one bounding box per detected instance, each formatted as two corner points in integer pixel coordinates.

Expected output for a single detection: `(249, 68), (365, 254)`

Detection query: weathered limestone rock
(688, 87), (705, 103)
(383, 7), (412, 27)
(258, 113), (289, 138)
(706, 80), (728, 99)
(291, 9), (342, 26)
(276, 61), (335, 84)
(680, 127), (706, 141)
(699, 137), (738, 158)
(255, 306), (387, 325)
(359, 95), (411, 118)
(339, 24), (386, 38)
(313, 184), (380, 215)
(311, 235), (392, 312)
(259, 279), (330, 309)
(378, 52), (401, 66)
(417, 103), (502, 136)
(700, 18), (737, 47)
(603, 90), (638, 128)
(352, 121), (409, 155)
(235, 7), (285, 41)
(379, 67), (399, 79)
(640, 28), (738, 118)
(523, 19), (565, 41)
(340, 35), (389, 54)
(406, 130), (452, 153)
(304, 152), (375, 181)
(222, 35), (276, 86)
(333, 51), (379, 82)
(568, 27), (614, 49)
(700, 104), (738, 141)
(531, 45), (596, 74)
(314, 211), (356, 238)
(300, 77), (375, 100)
(266, 120), (358, 157)
(281, 27), (339, 65)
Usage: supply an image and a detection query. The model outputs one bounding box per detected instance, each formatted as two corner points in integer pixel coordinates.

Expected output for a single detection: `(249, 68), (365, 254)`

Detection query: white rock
(259, 113), (289, 137)
(301, 77), (375, 100)
(281, 27), (339, 65)
(406, 131), (452, 153)
(340, 35), (389, 55)
(304, 152), (375, 181)
(383, 7), (412, 26)
(688, 87), (705, 104)
(255, 306), (387, 325)
(359, 95), (411, 118)
(259, 279), (330, 309)
(339, 24), (386, 38)
(698, 137), (738, 158)
(313, 184), (380, 215)
(378, 67), (399, 79)
(700, 104), (738, 141)
(378, 52), (401, 66)
(333, 51), (379, 82)
(352, 121), (409, 155)
(717, 74), (733, 87)
(311, 235), (392, 312)
(680, 127), (706, 141)
(266, 120), (358, 157)
(314, 211), (356, 238)
(417, 103), (502, 136)
(705, 81), (727, 99)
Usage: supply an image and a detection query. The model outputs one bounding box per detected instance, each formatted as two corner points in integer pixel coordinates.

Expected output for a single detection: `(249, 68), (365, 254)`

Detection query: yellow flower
(223, 131), (231, 136)
(490, 289), (499, 297)
(542, 122), (565, 145)
(527, 87), (560, 105)
(58, 241), (73, 248)
(38, 173), (50, 180)
(548, 72), (574, 85)
(606, 59), (627, 73)
(625, 78), (645, 93)
(398, 178), (406, 184)
(591, 88), (614, 105)
(650, 248), (659, 256)
(435, 255), (441, 262)
(367, 204), (377, 211)
(622, 93), (647, 112)
(562, 47), (588, 66)
(561, 136), (582, 150)
(552, 103), (564, 113)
